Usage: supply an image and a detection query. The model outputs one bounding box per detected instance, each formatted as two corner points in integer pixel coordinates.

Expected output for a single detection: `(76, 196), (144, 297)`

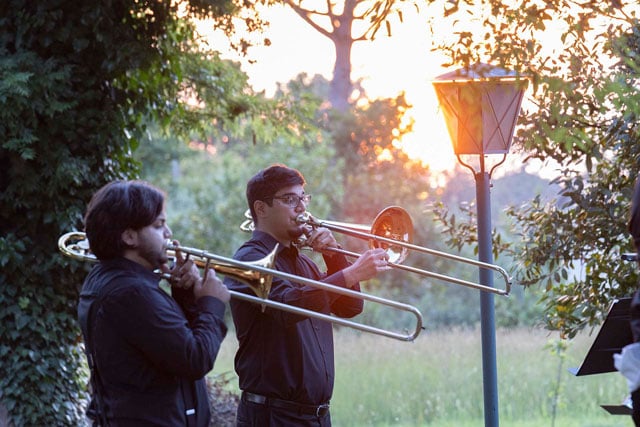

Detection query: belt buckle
(316, 404), (329, 417)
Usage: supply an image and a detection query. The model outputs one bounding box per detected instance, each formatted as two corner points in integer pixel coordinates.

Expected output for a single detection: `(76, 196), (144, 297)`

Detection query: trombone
(241, 206), (512, 296)
(58, 232), (424, 342)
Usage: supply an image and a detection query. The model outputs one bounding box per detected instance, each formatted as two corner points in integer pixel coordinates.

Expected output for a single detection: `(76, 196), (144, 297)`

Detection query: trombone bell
(165, 243), (276, 301)
(369, 206), (413, 264)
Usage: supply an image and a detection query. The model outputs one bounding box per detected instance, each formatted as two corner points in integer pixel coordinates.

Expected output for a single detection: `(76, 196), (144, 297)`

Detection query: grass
(209, 326), (633, 426)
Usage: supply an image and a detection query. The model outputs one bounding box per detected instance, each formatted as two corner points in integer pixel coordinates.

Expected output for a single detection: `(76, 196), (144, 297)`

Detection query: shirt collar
(100, 257), (161, 282)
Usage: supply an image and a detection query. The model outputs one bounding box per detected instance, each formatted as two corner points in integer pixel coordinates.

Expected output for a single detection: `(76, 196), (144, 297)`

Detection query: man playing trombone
(77, 180), (230, 426)
(226, 164), (391, 427)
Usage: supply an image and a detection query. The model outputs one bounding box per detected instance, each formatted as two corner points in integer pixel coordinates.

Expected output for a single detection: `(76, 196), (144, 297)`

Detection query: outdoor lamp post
(432, 63), (527, 427)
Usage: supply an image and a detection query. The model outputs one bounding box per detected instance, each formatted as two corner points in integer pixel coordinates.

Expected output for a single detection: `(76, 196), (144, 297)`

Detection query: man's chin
(287, 228), (305, 240)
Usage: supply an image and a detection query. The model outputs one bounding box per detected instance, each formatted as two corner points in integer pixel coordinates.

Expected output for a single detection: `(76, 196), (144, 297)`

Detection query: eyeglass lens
(276, 194), (311, 207)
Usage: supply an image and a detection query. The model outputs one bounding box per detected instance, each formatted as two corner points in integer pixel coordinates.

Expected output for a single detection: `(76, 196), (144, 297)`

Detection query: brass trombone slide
(59, 232), (424, 342)
(295, 208), (512, 296)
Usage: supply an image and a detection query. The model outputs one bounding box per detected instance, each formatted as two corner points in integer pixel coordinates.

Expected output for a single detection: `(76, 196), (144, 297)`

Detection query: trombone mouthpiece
(295, 213), (309, 224)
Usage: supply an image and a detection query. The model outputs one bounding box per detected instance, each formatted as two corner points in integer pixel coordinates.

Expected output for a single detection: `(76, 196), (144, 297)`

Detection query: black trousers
(633, 388), (640, 426)
(235, 397), (331, 427)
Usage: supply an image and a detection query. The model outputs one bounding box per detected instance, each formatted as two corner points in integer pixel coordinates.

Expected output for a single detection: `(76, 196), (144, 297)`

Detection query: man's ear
(254, 200), (268, 219)
(121, 229), (138, 247)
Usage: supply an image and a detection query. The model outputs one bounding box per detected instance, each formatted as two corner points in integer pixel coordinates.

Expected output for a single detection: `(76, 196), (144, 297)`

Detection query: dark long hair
(84, 180), (165, 260)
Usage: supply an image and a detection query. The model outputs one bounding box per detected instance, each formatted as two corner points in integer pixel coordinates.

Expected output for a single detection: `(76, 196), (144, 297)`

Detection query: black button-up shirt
(78, 257), (227, 426)
(226, 231), (364, 405)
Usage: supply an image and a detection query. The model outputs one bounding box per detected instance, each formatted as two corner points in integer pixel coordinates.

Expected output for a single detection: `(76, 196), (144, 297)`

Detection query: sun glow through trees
(195, 3), (467, 173)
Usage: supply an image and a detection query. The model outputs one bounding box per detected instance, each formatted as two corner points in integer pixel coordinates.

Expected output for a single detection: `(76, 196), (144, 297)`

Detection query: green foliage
(212, 328), (625, 426)
(135, 114), (342, 260)
(0, 3), (135, 424)
(0, 0), (279, 424)
(428, 192), (546, 329)
(545, 338), (569, 425)
(429, 1), (640, 337)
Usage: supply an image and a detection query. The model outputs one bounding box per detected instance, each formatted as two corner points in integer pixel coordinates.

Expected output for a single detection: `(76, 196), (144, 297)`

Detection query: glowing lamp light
(432, 63), (528, 157)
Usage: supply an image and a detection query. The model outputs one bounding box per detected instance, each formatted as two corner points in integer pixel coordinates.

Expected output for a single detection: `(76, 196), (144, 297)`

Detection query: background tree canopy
(3, 0), (640, 424)
(430, 0), (640, 337)
(0, 0), (304, 424)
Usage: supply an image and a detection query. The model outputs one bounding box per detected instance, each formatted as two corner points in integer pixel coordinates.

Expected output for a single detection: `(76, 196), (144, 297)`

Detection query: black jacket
(78, 257), (227, 426)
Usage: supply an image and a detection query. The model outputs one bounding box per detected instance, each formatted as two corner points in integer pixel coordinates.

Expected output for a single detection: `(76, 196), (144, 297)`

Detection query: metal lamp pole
(433, 63), (527, 427)
(476, 157), (498, 425)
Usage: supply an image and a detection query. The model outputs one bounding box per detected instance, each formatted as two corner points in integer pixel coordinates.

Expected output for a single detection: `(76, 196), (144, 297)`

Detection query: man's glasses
(271, 194), (312, 208)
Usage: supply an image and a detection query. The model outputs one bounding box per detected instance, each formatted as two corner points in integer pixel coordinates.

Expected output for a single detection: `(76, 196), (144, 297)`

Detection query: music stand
(569, 297), (633, 376)
(601, 403), (632, 415)
(569, 297), (633, 415)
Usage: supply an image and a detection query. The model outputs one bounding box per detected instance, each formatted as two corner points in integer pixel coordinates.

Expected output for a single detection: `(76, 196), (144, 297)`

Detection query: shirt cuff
(197, 296), (226, 319)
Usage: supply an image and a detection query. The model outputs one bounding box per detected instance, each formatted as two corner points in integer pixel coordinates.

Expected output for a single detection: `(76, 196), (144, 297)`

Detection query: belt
(242, 391), (330, 417)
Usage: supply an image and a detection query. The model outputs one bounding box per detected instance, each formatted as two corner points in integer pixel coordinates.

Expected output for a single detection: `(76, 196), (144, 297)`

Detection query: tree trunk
(327, 0), (355, 113)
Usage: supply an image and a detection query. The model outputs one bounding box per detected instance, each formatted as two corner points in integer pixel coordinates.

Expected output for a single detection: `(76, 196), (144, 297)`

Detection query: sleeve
(322, 252), (364, 318)
(171, 285), (220, 326)
(226, 244), (334, 327)
(265, 252), (363, 320)
(225, 245), (312, 327)
(106, 284), (227, 381)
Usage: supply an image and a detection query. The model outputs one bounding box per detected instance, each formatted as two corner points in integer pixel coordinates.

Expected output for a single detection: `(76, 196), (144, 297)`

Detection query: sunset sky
(196, 2), (567, 177)
(198, 3), (460, 171)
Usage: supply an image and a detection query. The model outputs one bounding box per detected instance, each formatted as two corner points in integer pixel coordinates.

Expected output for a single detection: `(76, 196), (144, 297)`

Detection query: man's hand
(194, 269), (231, 302)
(164, 241), (230, 302)
(165, 242), (200, 290)
(342, 248), (391, 288)
(304, 227), (340, 254)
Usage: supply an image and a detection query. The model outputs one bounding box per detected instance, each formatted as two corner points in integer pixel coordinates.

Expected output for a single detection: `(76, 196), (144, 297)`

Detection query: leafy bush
(0, 0), (263, 423)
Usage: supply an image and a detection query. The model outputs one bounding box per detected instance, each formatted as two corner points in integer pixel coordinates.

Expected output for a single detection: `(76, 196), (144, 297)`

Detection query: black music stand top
(569, 297), (633, 376)
(601, 404), (633, 415)
(600, 395), (633, 416)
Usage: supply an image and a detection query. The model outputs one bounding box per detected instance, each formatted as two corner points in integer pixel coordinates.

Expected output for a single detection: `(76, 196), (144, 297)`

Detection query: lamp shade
(432, 63), (527, 155)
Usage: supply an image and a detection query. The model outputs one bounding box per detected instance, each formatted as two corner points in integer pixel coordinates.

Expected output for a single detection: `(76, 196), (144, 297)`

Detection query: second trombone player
(225, 164), (391, 427)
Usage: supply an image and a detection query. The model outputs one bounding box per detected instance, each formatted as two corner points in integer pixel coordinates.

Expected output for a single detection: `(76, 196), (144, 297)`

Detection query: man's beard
(139, 242), (168, 270)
